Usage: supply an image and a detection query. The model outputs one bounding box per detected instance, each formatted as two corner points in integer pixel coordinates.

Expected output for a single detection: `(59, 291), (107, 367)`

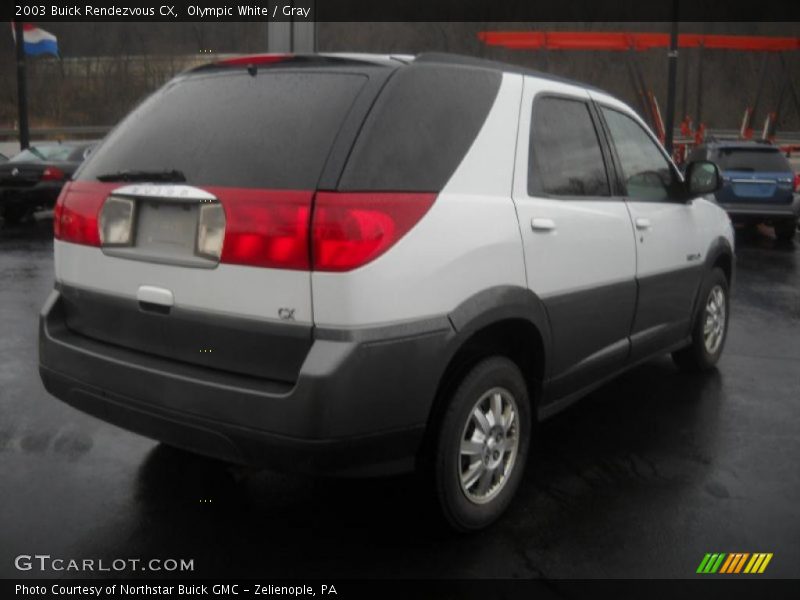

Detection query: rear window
(11, 145), (74, 162)
(78, 71), (367, 189)
(714, 148), (790, 172)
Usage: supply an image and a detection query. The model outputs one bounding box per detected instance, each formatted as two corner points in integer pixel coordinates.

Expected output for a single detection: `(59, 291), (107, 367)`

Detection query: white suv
(39, 53), (734, 530)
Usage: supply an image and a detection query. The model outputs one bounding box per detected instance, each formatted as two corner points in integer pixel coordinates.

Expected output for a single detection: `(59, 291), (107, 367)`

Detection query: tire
(774, 219), (796, 242)
(672, 268), (730, 372)
(431, 356), (531, 531)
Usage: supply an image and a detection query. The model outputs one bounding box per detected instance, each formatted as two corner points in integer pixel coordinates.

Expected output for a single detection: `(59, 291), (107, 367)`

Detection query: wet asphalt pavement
(1, 220), (798, 580)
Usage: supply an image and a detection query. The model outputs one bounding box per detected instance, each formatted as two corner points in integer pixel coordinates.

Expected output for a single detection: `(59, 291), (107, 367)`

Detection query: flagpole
(14, 21), (30, 150)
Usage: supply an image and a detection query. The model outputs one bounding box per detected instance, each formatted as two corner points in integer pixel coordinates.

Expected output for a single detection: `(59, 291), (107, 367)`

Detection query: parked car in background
(788, 152), (800, 233)
(688, 141), (799, 241)
(0, 141), (96, 225)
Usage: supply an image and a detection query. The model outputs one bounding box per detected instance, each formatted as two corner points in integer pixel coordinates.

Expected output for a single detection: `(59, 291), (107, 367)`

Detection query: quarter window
(601, 107), (677, 202)
(528, 97), (610, 197)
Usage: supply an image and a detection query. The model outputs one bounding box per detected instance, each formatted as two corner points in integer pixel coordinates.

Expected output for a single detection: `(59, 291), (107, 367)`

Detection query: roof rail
(414, 52), (611, 95)
(188, 53), (402, 74)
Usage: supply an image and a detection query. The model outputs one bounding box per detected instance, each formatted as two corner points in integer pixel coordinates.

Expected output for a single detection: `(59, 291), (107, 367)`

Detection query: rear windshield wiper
(96, 169), (186, 183)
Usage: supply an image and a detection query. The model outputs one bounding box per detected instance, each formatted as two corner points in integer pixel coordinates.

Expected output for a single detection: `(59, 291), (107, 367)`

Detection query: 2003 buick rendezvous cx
(39, 53), (733, 530)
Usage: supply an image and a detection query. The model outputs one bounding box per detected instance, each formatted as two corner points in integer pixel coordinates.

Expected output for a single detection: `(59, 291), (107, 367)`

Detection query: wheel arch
(690, 236), (735, 326)
(705, 235), (734, 285)
(418, 286), (551, 466)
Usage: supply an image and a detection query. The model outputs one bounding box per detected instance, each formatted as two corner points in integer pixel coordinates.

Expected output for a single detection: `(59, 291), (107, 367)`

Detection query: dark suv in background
(688, 141), (799, 241)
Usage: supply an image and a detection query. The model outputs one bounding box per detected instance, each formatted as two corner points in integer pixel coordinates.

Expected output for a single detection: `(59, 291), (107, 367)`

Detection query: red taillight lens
(794, 173), (800, 192)
(53, 182), (105, 246)
(210, 188), (313, 270)
(42, 166), (65, 181)
(311, 192), (436, 272)
(52, 184), (437, 271)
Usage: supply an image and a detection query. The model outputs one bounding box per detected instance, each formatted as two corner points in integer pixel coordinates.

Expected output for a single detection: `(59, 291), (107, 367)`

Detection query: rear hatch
(55, 58), (389, 383)
(714, 147), (794, 205)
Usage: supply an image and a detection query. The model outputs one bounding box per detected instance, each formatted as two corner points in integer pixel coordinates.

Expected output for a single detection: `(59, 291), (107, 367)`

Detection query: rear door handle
(635, 218), (652, 230)
(531, 217), (556, 232)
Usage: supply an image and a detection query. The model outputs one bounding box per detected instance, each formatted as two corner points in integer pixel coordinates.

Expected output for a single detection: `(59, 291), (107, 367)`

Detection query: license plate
(732, 182), (775, 199)
(135, 200), (199, 259)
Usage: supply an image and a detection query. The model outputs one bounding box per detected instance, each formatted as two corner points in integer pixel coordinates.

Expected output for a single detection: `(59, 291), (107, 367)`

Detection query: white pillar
(267, 21), (316, 53)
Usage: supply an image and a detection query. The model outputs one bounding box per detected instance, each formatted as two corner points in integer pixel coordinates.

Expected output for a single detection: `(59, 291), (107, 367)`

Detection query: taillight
(211, 188), (313, 270)
(794, 173), (800, 192)
(196, 203), (226, 260)
(42, 166), (65, 181)
(98, 196), (136, 246)
(53, 183), (437, 271)
(53, 183), (104, 246)
(311, 192), (436, 272)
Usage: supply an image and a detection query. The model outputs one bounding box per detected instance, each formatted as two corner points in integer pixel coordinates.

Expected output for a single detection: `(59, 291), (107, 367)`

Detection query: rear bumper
(39, 290), (453, 476)
(717, 194), (800, 220)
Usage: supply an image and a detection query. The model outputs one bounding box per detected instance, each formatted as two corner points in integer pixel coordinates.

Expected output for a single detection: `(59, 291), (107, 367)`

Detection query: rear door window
(686, 147), (707, 163)
(714, 148), (790, 172)
(78, 71), (367, 189)
(338, 64), (501, 192)
(528, 96), (610, 197)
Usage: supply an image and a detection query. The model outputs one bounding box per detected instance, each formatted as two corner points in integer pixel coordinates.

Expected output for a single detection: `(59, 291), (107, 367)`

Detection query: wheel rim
(703, 284), (727, 354)
(458, 387), (520, 505)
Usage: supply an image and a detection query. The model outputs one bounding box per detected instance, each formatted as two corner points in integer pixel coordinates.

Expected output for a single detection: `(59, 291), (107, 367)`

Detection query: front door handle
(531, 217), (556, 232)
(635, 218), (652, 230)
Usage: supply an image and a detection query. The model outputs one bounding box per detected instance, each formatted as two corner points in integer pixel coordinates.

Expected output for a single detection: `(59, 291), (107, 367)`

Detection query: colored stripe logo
(697, 553), (773, 574)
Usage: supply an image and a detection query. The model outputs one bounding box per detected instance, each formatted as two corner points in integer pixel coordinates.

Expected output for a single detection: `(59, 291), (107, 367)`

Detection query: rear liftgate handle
(137, 285), (174, 315)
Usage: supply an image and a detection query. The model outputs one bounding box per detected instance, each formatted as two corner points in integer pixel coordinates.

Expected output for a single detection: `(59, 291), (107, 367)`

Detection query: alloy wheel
(458, 387), (520, 505)
(703, 284), (727, 354)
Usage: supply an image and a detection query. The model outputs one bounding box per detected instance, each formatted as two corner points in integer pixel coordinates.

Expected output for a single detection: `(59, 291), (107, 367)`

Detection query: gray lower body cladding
(39, 290), (453, 476)
(59, 284), (312, 383)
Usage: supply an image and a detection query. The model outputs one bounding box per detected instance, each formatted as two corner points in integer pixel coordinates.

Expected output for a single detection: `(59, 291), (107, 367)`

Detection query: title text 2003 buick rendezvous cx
(39, 53), (734, 530)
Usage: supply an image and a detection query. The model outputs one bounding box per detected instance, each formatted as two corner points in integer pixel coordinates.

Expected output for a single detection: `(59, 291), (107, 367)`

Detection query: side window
(528, 96), (610, 197)
(686, 147), (705, 163)
(601, 107), (678, 202)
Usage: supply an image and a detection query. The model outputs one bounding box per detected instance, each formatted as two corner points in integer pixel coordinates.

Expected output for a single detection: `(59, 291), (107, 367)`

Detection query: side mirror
(685, 160), (721, 197)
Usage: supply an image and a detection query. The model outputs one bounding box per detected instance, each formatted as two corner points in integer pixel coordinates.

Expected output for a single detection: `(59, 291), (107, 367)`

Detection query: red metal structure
(478, 31), (800, 161)
(477, 32), (800, 52)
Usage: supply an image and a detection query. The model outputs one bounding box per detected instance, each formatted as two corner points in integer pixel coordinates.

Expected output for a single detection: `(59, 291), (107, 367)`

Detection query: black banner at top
(5, 0), (800, 22)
